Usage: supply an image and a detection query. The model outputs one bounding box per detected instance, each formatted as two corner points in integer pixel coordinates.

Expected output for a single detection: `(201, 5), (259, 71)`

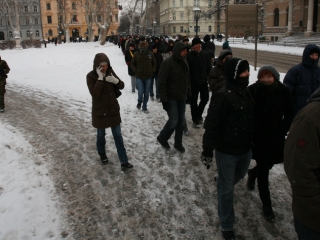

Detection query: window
(35, 18), (38, 25)
(208, 26), (212, 32)
(48, 29), (53, 36)
(194, 26), (200, 32)
(36, 30), (39, 36)
(72, 15), (78, 23)
(47, 16), (52, 24)
(173, 0), (175, 7)
(72, 2), (76, 10)
(286, 7), (289, 26)
(173, 12), (176, 20)
(180, 0), (183, 7)
(24, 6), (28, 12)
(180, 12), (183, 20)
(115, 1), (117, 8)
(46, 3), (51, 10)
(274, 8), (279, 26)
(194, 0), (198, 6)
(27, 30), (30, 37)
(110, 16), (113, 22)
(115, 14), (118, 22)
(0, 19), (2, 25)
(173, 26), (176, 33)
(33, 6), (38, 12)
(208, 14), (212, 19)
(180, 26), (183, 33)
(9, 31), (13, 38)
(26, 19), (29, 25)
(97, 14), (101, 22)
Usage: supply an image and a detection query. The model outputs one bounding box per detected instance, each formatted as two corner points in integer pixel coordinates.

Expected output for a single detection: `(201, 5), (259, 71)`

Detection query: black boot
(98, 152), (108, 164)
(263, 205), (275, 222)
(247, 168), (256, 191)
(121, 162), (133, 170)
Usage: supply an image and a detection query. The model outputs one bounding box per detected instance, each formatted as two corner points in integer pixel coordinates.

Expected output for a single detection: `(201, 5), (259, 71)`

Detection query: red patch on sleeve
(297, 139), (308, 149)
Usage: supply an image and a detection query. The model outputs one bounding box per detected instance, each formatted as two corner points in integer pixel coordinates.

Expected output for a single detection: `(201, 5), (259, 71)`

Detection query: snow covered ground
(0, 41), (301, 239)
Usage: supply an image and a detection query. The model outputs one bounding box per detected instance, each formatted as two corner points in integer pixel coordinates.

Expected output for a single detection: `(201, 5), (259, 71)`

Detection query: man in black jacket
(201, 58), (254, 240)
(187, 37), (211, 127)
(157, 42), (191, 153)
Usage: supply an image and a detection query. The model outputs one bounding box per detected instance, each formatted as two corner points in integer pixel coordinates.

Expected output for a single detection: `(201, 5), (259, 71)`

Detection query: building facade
(0, 0), (43, 41)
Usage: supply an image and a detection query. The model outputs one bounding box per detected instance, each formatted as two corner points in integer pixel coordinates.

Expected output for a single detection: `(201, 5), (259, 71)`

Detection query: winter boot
(221, 230), (236, 240)
(121, 162), (133, 171)
(98, 152), (108, 164)
(262, 205), (275, 222)
(137, 103), (141, 109)
(174, 144), (185, 153)
(157, 136), (170, 149)
(0, 108), (4, 113)
(247, 169), (256, 191)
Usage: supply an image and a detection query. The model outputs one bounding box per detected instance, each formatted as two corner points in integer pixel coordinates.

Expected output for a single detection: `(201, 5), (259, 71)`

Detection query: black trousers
(190, 83), (209, 123)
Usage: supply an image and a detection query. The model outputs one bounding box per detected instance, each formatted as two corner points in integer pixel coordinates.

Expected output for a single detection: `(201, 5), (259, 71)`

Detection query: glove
(162, 101), (170, 111)
(105, 74), (119, 84)
(200, 155), (213, 169)
(96, 67), (104, 81)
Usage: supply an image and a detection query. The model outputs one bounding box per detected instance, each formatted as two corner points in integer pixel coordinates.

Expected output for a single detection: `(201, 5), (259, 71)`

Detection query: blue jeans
(136, 78), (151, 110)
(158, 99), (186, 146)
(294, 216), (320, 240)
(96, 124), (128, 164)
(150, 73), (159, 98)
(215, 149), (252, 231)
(130, 75), (136, 92)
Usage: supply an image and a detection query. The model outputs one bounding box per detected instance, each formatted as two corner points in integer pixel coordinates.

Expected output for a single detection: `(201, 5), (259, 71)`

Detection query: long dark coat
(248, 81), (294, 163)
(87, 53), (124, 129)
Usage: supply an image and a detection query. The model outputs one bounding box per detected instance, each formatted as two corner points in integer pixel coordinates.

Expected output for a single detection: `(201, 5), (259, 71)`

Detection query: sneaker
(0, 108), (4, 113)
(247, 169), (256, 191)
(98, 152), (109, 164)
(174, 144), (185, 153)
(150, 96), (154, 101)
(222, 230), (236, 240)
(263, 205), (275, 222)
(193, 122), (201, 128)
(137, 103), (141, 109)
(121, 162), (133, 170)
(183, 127), (189, 136)
(142, 109), (149, 114)
(157, 136), (170, 149)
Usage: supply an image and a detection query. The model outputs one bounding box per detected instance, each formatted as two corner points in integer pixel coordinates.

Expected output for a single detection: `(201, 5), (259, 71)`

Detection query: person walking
(0, 55), (10, 113)
(283, 44), (320, 116)
(157, 42), (191, 153)
(125, 43), (138, 93)
(208, 49), (232, 94)
(202, 34), (216, 65)
(150, 44), (163, 101)
(201, 58), (253, 240)
(86, 53), (133, 170)
(246, 65), (294, 221)
(186, 37), (211, 128)
(130, 41), (156, 113)
(284, 87), (320, 240)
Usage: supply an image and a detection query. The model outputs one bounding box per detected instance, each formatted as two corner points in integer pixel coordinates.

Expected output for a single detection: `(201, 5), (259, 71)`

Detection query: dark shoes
(263, 205), (275, 222)
(247, 169), (256, 191)
(137, 103), (141, 109)
(157, 136), (170, 149)
(0, 108), (4, 113)
(222, 230), (236, 240)
(98, 152), (109, 164)
(174, 144), (185, 153)
(121, 162), (133, 170)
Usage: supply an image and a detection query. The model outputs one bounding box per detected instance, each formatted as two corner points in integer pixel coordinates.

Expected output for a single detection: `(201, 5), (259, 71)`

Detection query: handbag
(114, 85), (122, 98)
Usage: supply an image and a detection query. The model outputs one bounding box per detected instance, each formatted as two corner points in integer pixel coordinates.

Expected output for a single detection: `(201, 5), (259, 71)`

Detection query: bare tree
(94, 0), (113, 45)
(78, 0), (95, 42)
(125, 0), (141, 35)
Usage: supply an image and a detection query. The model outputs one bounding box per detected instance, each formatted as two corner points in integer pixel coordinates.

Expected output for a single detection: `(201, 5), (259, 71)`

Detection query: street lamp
(153, 21), (156, 36)
(193, 7), (201, 37)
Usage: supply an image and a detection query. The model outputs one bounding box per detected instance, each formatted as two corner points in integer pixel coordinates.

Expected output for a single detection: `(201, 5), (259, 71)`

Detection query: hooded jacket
(130, 44), (156, 80)
(283, 44), (320, 115)
(202, 58), (254, 156)
(202, 35), (216, 59)
(284, 87), (320, 233)
(86, 53), (124, 128)
(186, 48), (211, 85)
(158, 41), (191, 102)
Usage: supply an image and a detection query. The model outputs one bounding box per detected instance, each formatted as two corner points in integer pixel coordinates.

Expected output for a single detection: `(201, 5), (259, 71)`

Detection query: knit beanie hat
(309, 47), (320, 55)
(203, 35), (210, 42)
(219, 49), (233, 61)
(258, 65), (280, 82)
(224, 58), (249, 84)
(222, 41), (230, 50)
(192, 37), (202, 46)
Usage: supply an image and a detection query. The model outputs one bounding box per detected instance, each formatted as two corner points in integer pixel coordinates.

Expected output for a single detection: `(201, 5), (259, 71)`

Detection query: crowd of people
(1, 34), (319, 240)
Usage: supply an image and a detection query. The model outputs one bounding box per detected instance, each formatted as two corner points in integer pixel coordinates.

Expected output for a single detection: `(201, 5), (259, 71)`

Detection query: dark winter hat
(128, 42), (135, 47)
(192, 37), (202, 46)
(309, 47), (320, 55)
(224, 58), (249, 83)
(152, 43), (159, 49)
(222, 41), (230, 50)
(203, 34), (210, 42)
(219, 49), (233, 61)
(258, 65), (280, 82)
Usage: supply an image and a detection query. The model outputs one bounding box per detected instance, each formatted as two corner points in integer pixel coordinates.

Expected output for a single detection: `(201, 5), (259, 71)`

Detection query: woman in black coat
(247, 65), (294, 222)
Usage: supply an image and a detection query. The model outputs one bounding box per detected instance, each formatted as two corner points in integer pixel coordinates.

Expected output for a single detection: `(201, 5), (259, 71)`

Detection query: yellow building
(40, 0), (119, 41)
